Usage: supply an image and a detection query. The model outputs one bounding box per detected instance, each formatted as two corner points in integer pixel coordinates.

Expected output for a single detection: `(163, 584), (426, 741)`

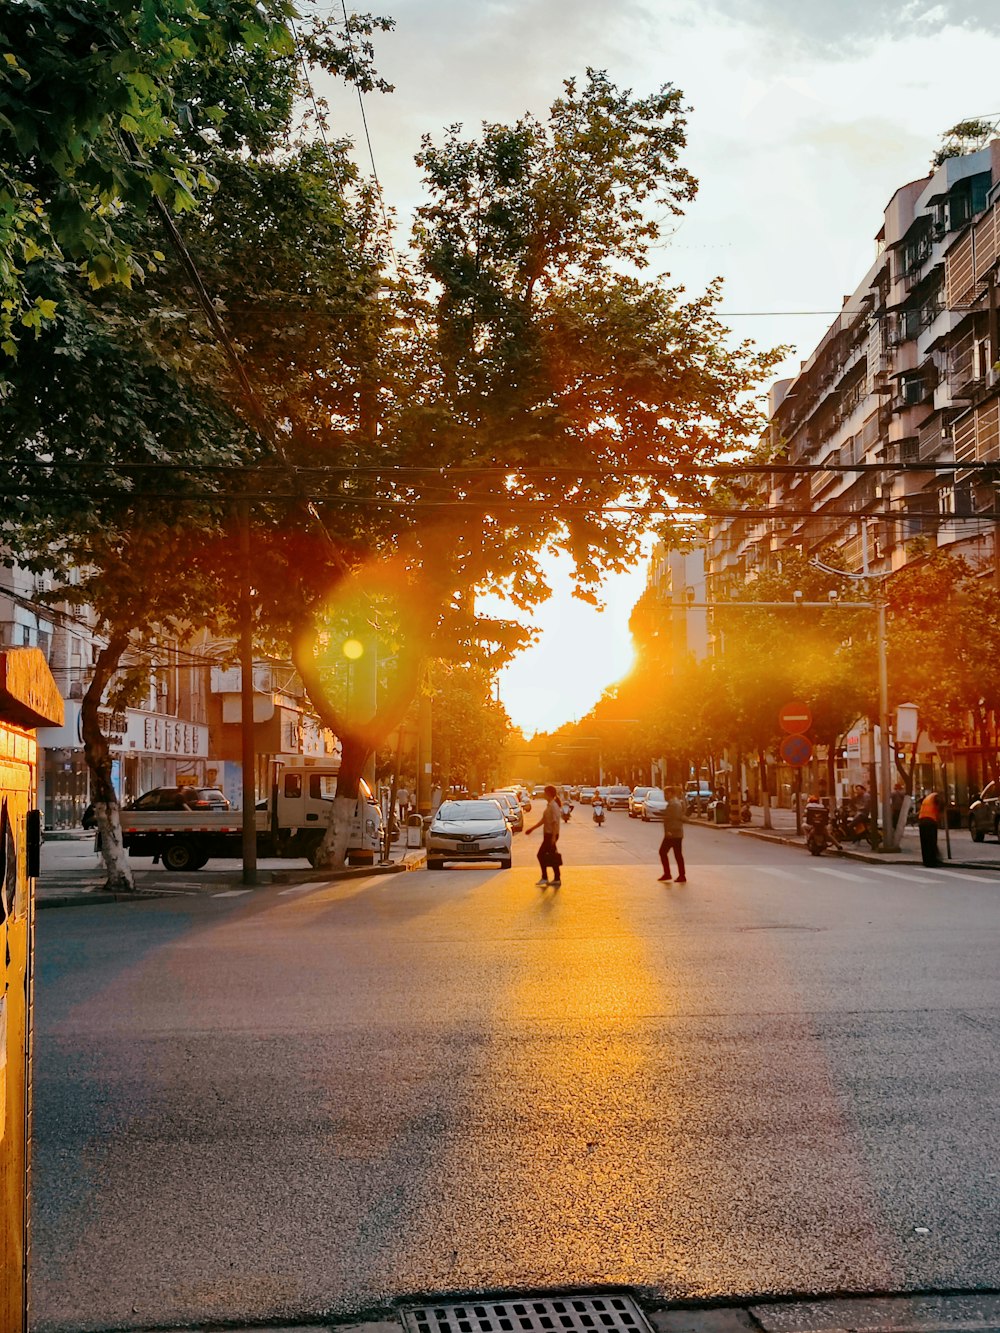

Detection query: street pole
(877, 596), (893, 850)
(238, 501), (257, 886)
(417, 684), (432, 815)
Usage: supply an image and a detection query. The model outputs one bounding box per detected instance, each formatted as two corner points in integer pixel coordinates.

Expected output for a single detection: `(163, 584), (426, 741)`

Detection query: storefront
(36, 702), (209, 827)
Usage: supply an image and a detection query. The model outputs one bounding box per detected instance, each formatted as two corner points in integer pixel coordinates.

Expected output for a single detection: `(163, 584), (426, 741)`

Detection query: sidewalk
(693, 803), (1000, 870)
(35, 833), (427, 910)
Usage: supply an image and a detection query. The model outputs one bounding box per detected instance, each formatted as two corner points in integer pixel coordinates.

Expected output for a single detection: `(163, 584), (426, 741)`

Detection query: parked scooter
(592, 799), (605, 827)
(805, 799), (839, 856)
(833, 801), (870, 844)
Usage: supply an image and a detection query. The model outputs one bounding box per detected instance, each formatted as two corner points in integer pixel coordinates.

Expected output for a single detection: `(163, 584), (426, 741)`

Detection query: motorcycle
(805, 801), (838, 856)
(561, 801), (574, 824)
(739, 801), (752, 824)
(833, 802), (870, 844)
(592, 801), (605, 827)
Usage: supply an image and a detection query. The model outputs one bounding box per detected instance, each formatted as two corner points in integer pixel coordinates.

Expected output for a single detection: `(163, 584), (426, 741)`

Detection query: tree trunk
(759, 747), (772, 830)
(314, 731), (369, 870)
(80, 633), (134, 892)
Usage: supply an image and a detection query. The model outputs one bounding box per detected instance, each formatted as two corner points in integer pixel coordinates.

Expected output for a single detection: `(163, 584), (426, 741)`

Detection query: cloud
(694, 0), (1000, 54)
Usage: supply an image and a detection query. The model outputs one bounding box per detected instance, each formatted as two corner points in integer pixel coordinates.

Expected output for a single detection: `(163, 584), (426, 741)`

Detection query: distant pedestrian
(658, 785), (686, 883)
(918, 789), (944, 867)
(525, 784), (563, 887)
(397, 786), (410, 821)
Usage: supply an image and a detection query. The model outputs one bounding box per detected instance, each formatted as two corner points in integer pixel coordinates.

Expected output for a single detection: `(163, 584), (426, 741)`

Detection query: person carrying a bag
(525, 784), (563, 888)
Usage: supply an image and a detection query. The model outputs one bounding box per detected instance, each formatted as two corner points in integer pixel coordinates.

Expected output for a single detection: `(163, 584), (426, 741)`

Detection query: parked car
(629, 786), (653, 818)
(578, 787), (596, 804)
(684, 781), (714, 814)
(426, 799), (512, 870)
(125, 786), (230, 812)
(598, 785), (631, 810)
(483, 790), (524, 832)
(969, 780), (1000, 842)
(638, 788), (669, 821)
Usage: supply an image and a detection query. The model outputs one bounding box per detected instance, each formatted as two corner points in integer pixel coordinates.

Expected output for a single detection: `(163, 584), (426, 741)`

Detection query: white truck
(120, 765), (383, 872)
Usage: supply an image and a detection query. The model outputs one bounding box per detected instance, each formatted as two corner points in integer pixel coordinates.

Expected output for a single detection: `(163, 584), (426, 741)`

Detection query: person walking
(525, 784), (563, 887)
(658, 785), (686, 883)
(918, 789), (944, 867)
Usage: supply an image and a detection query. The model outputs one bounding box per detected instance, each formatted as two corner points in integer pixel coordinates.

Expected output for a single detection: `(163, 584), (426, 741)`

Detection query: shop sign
(126, 711), (208, 757)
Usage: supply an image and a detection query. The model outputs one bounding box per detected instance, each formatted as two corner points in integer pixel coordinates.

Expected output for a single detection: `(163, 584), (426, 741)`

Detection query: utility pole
(877, 595), (894, 849)
(359, 625), (378, 790)
(238, 501), (257, 886)
(417, 681), (433, 815)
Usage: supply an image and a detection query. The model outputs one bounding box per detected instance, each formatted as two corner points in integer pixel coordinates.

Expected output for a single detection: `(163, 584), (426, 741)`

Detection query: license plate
(465, 843), (479, 853)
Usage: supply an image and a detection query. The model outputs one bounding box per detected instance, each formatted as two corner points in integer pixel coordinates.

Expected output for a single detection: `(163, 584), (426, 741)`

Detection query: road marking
(764, 867), (800, 880)
(212, 889), (253, 898)
(870, 865), (997, 884)
(868, 866), (926, 881)
(811, 866), (869, 882)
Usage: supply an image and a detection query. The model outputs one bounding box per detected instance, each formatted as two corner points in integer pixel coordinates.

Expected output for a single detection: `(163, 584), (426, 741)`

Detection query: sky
(310, 0), (1000, 735)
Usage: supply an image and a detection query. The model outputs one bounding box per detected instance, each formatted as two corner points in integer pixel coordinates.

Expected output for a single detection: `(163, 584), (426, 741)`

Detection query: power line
(331, 1), (398, 271)
(12, 460), (1000, 476)
(3, 488), (994, 522)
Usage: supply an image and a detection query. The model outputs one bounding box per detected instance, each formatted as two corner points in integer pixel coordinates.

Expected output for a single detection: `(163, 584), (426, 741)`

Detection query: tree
(428, 662), (509, 795)
(0, 0), (391, 371)
(887, 549), (1000, 786)
(6, 49), (782, 872)
(0, 4), (392, 884)
(274, 70), (782, 861)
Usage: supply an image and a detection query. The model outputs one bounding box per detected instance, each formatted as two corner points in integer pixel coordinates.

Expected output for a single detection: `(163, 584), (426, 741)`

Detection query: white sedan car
(426, 799), (513, 870)
(638, 788), (669, 821)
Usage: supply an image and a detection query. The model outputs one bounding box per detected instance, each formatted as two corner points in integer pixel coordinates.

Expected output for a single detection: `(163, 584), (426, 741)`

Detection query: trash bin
(712, 800), (730, 825)
(406, 813), (424, 848)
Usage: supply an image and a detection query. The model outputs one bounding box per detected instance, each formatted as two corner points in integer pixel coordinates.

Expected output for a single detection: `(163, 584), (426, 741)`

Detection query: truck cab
(270, 766), (382, 864)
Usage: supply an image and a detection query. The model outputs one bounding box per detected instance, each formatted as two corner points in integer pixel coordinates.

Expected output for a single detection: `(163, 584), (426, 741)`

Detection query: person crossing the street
(658, 785), (686, 883)
(525, 784), (563, 887)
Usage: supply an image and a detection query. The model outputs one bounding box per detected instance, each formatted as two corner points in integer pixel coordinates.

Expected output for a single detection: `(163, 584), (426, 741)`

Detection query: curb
(36, 888), (187, 910)
(689, 814), (1000, 871)
(130, 1289), (1000, 1333)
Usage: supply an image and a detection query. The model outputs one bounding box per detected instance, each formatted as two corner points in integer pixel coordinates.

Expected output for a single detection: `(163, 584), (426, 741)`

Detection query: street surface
(31, 813), (1000, 1332)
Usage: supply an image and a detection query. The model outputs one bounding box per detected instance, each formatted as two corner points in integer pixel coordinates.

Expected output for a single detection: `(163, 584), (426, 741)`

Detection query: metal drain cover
(402, 1294), (654, 1333)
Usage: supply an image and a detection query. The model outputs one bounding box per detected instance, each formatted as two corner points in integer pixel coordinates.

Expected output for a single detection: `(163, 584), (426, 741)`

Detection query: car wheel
(161, 839), (202, 872)
(427, 858), (444, 870)
(500, 859), (511, 870)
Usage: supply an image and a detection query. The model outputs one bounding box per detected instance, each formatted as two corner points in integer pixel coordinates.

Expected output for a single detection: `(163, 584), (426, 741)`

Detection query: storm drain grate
(402, 1294), (653, 1333)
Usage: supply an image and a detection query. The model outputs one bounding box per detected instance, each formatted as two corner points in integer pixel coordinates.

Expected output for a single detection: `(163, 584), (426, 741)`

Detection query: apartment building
(706, 141), (1000, 595)
(0, 567), (332, 825)
(630, 543), (709, 665)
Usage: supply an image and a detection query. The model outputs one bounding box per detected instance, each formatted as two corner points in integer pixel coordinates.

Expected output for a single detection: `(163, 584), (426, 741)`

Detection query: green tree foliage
(0, 0), (391, 367)
(888, 549), (1000, 759)
(4, 38), (784, 868)
(427, 661), (509, 793)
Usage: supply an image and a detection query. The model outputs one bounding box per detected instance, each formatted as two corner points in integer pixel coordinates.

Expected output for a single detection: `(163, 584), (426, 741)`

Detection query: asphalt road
(31, 812), (1000, 1332)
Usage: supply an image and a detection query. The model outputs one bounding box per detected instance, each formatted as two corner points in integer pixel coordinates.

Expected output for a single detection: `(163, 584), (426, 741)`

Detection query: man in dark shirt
(658, 786), (686, 883)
